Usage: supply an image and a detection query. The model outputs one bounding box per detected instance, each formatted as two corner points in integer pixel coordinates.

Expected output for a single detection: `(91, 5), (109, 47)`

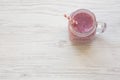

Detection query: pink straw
(64, 14), (78, 25)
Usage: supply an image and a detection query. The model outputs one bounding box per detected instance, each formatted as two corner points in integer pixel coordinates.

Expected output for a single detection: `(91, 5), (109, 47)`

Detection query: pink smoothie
(68, 9), (97, 43)
(73, 13), (94, 33)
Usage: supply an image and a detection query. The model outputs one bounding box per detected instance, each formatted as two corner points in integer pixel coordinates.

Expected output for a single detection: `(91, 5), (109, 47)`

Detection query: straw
(64, 14), (78, 25)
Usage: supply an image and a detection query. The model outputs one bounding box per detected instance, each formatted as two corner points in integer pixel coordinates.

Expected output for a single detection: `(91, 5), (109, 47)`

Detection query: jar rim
(69, 9), (97, 37)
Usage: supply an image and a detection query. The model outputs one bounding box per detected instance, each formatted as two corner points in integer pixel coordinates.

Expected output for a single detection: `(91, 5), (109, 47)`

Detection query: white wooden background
(0, 0), (120, 80)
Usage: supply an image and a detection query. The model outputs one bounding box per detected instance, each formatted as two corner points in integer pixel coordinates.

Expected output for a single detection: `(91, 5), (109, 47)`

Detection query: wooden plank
(0, 0), (120, 80)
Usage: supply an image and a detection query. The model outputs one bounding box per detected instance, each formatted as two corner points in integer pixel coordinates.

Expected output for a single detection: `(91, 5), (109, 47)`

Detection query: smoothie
(68, 9), (97, 43)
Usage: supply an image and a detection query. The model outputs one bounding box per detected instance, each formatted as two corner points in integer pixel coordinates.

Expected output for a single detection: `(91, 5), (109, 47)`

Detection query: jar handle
(96, 22), (107, 34)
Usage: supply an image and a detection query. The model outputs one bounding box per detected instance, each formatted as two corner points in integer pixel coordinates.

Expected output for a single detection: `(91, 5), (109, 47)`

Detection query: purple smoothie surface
(72, 12), (94, 33)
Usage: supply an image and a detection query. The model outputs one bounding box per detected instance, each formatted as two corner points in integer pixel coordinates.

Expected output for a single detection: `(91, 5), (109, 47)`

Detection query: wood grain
(0, 0), (120, 80)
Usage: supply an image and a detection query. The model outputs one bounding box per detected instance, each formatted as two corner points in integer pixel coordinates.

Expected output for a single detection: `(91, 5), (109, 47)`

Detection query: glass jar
(68, 9), (106, 43)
